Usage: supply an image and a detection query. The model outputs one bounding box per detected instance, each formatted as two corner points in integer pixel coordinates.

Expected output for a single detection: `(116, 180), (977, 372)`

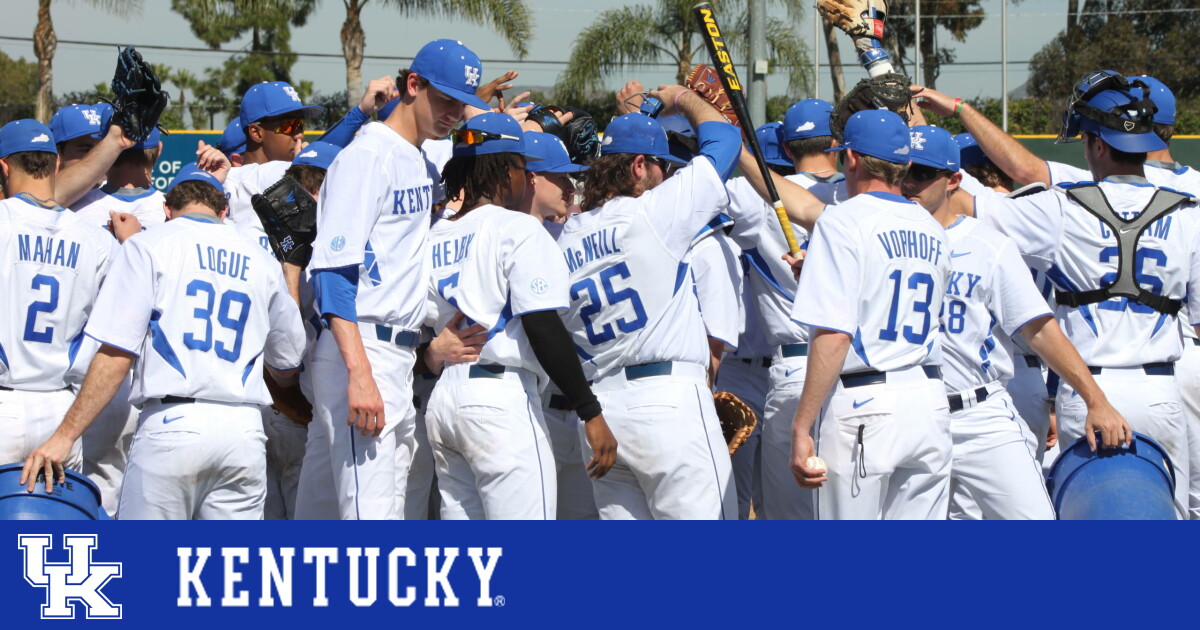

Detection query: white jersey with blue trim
(939, 216), (1052, 392)
(690, 231), (742, 352)
(425, 205), (569, 379)
(223, 160), (290, 239)
(70, 186), (167, 232)
(793, 192), (951, 374)
(1143, 161), (1200, 340)
(0, 197), (117, 390)
(310, 122), (442, 330)
(1010, 267), (1056, 356)
(558, 156), (732, 379)
(975, 178), (1200, 366)
(83, 215), (306, 405)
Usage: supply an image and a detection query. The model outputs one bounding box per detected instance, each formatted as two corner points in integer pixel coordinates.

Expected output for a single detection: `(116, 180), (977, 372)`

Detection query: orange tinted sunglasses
(258, 118), (305, 136)
(453, 128), (519, 147)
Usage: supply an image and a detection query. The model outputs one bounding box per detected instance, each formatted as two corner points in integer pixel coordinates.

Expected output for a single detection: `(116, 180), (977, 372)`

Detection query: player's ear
(631, 154), (647, 181)
(0, 157), (11, 179)
(246, 122), (265, 144)
(218, 205), (229, 221)
(947, 171), (963, 194)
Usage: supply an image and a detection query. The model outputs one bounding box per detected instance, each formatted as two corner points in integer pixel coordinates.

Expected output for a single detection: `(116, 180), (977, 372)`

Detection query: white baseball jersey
(425, 205), (569, 377)
(311, 122), (442, 330)
(690, 231), (742, 350)
(84, 215), (306, 405)
(423, 138), (453, 175)
(975, 178), (1200, 366)
(793, 192), (951, 373)
(0, 198), (116, 390)
(223, 160), (290, 238)
(1144, 161), (1200, 341)
(558, 157), (733, 378)
(939, 216), (1053, 392)
(70, 186), (167, 232)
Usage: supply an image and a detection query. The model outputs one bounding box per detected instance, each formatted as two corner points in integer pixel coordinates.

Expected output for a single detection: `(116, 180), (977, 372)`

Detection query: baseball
(806, 456), (827, 472)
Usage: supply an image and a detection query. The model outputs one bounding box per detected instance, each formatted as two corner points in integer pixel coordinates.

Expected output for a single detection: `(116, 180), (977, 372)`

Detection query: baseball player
(295, 39), (490, 520)
(559, 86), (742, 520)
(69, 129), (167, 231)
(0, 119), (116, 476)
(916, 76), (1200, 515)
(749, 110), (953, 519)
(903, 125), (1128, 519)
(21, 163), (307, 521)
(49, 103), (111, 171)
(757, 122), (795, 176)
(218, 119), (247, 167)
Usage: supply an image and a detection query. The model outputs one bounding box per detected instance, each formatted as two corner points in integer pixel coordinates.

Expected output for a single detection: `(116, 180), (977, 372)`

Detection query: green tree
(337, 0), (533, 110)
(555, 0), (811, 106)
(881, 0), (986, 89)
(0, 51), (39, 124)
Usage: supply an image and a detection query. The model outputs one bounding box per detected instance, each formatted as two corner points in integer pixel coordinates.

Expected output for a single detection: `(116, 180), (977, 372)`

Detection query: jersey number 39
(183, 279), (252, 361)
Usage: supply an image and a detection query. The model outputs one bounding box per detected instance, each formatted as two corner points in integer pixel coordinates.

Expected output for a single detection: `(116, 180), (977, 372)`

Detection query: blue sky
(0, 0), (1067, 119)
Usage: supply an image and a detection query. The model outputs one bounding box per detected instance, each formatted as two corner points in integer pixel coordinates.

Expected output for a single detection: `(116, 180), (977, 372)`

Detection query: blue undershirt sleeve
(313, 266), (360, 323)
(321, 106), (371, 148)
(695, 120), (741, 181)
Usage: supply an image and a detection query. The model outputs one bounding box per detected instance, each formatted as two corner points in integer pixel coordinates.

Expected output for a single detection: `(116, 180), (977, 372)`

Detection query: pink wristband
(674, 89), (695, 111)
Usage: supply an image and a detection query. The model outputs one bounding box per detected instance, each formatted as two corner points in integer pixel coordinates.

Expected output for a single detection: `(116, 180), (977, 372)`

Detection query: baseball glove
(714, 391), (757, 456)
(107, 46), (169, 144)
(685, 64), (739, 128)
(527, 105), (601, 163)
(264, 368), (312, 426)
(817, 0), (888, 40)
(251, 176), (318, 266)
(830, 72), (914, 142)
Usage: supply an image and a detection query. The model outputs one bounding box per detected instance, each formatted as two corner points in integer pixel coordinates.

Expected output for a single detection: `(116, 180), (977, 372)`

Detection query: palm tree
(33, 0), (142, 122)
(555, 0), (810, 105)
(170, 69), (198, 128)
(338, 0), (533, 109)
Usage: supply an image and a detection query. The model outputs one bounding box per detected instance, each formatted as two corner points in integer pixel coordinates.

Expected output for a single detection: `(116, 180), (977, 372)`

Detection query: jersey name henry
(430, 233), (474, 270)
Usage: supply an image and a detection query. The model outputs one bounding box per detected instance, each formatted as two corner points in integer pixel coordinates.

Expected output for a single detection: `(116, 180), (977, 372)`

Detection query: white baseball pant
(81, 376), (138, 518)
(1006, 354), (1053, 463)
(814, 365), (952, 520)
(425, 364), (555, 520)
(118, 399), (266, 520)
(1175, 338), (1200, 520)
(1056, 364), (1188, 518)
(947, 384), (1054, 520)
(715, 358), (769, 519)
(0, 387), (81, 471)
(582, 361), (736, 520)
(542, 384), (598, 520)
(405, 372), (439, 520)
(759, 346), (817, 520)
(262, 407), (307, 520)
(295, 332), (416, 520)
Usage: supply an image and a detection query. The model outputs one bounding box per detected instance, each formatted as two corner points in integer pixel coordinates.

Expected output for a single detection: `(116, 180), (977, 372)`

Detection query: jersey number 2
(183, 279), (252, 361)
(570, 262), (648, 345)
(23, 274), (60, 343)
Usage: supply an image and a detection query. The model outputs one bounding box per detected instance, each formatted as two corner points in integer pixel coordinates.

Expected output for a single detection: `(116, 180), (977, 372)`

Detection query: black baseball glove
(107, 46), (170, 144)
(830, 72), (914, 142)
(251, 176), (318, 266)
(527, 105), (601, 163)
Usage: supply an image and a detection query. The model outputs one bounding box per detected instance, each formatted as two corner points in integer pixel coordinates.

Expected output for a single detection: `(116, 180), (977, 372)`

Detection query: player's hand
(650, 85), (690, 117)
(1046, 409), (1058, 449)
(782, 251), (805, 281)
(501, 91), (533, 123)
(790, 434), (828, 488)
(476, 69), (519, 104)
(911, 84), (958, 118)
(108, 211), (142, 242)
(346, 369), (386, 438)
(20, 433), (74, 493)
(582, 414), (618, 479)
(103, 122), (136, 151)
(358, 76), (399, 116)
(1084, 399), (1133, 451)
(616, 80), (646, 115)
(426, 312), (487, 375)
(195, 140), (231, 183)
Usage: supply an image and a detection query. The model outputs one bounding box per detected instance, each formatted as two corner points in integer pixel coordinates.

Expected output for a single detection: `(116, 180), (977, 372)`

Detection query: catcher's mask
(1057, 70), (1158, 146)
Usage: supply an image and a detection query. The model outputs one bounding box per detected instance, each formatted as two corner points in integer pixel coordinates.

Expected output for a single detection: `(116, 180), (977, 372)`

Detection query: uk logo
(909, 131), (926, 150)
(18, 534), (122, 620)
(82, 109), (102, 126)
(283, 86), (302, 102)
(464, 65), (481, 88)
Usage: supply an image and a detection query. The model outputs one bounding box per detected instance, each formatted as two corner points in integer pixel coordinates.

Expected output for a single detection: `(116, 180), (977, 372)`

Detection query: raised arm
(736, 146), (825, 233)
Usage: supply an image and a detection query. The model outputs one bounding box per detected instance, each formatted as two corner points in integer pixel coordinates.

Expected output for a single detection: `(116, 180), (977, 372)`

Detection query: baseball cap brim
(826, 144), (911, 165)
(529, 162), (588, 174)
(1094, 126), (1167, 153)
(425, 79), (489, 111)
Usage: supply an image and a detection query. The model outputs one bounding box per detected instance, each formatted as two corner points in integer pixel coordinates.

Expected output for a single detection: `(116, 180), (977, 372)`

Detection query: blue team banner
(1, 521), (1195, 627)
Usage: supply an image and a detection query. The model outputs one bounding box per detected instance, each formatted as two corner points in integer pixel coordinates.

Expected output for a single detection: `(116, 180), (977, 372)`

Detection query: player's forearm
(792, 329), (851, 435)
(1023, 315), (1108, 407)
(55, 346), (134, 442)
(522, 310), (603, 421)
(327, 316), (372, 375)
(282, 262), (303, 310)
(707, 337), (725, 389)
(54, 128), (128, 207)
(676, 89), (727, 128)
(958, 103), (1051, 186)
(738, 147), (823, 232)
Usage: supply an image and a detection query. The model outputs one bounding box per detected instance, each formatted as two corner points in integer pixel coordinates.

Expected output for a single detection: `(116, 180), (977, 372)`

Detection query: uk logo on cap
(82, 109), (101, 126)
(910, 131), (927, 150)
(283, 86), (301, 102)
(464, 65), (481, 87)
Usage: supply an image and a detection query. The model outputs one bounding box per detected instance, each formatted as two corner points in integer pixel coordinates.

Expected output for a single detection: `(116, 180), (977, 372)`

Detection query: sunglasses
(906, 164), (953, 182)
(646, 155), (679, 176)
(453, 128), (520, 147)
(256, 117), (305, 136)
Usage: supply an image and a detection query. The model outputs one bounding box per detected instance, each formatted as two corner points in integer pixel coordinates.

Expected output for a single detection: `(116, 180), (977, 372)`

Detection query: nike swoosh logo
(1119, 226), (1138, 235)
(163, 415), (184, 424)
(784, 368), (804, 377)
(950, 251), (970, 258)
(853, 398), (875, 409)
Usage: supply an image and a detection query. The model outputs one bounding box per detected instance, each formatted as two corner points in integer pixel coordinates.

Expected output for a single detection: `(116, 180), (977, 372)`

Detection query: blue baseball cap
(452, 112), (540, 159)
(953, 133), (987, 169)
(1131, 75), (1175, 125)
(908, 125), (959, 171)
(524, 131), (587, 173)
(0, 119), (57, 158)
(410, 39), (490, 110)
(240, 81), (324, 129)
(165, 163), (224, 196)
(293, 141), (342, 170)
(1079, 89), (1167, 153)
(782, 99), (834, 141)
(219, 120), (247, 154)
(49, 103), (111, 144)
(756, 122), (791, 168)
(600, 114), (686, 165)
(133, 128), (162, 151)
(826, 110), (911, 165)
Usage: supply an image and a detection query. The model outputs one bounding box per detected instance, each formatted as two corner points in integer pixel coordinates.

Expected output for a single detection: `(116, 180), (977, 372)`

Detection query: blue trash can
(0, 463), (104, 520)
(1046, 433), (1177, 520)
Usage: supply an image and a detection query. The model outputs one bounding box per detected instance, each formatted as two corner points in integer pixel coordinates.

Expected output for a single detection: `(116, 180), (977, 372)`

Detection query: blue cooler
(0, 463), (106, 520)
(1046, 433), (1177, 520)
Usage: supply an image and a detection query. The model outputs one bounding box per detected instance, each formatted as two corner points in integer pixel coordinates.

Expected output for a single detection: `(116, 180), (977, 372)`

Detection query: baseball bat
(692, 2), (802, 257)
